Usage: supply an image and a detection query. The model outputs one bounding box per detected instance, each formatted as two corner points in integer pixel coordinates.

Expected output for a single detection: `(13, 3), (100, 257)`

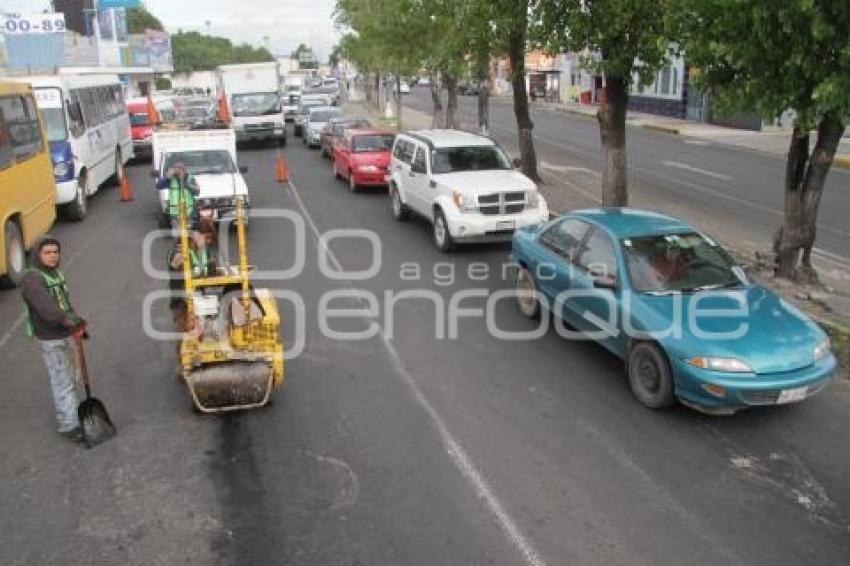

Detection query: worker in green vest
(20, 236), (88, 442)
(156, 161), (200, 234)
(167, 222), (218, 331)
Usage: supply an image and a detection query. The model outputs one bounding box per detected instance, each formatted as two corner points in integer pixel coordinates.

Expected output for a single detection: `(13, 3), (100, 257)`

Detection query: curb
(835, 155), (850, 171)
(642, 123), (681, 135)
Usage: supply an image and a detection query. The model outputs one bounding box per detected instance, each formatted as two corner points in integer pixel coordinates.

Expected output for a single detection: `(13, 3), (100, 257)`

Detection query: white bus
(13, 74), (133, 220)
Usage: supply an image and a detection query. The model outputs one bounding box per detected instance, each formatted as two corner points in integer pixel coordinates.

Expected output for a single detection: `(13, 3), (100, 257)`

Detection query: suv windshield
(353, 134), (395, 153)
(431, 145), (511, 174)
(622, 233), (745, 293)
(164, 150), (236, 175)
(310, 109), (340, 123)
(231, 93), (280, 117)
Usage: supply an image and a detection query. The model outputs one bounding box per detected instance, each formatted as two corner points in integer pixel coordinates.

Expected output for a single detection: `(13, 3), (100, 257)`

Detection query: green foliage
(127, 7), (164, 33)
(155, 76), (172, 91)
(171, 31), (274, 74)
(535, 0), (675, 83)
(675, 0), (850, 128)
(335, 0), (508, 80)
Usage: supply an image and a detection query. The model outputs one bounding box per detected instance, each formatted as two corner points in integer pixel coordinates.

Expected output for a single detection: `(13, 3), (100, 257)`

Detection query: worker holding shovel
(20, 236), (87, 442)
(21, 236), (115, 447)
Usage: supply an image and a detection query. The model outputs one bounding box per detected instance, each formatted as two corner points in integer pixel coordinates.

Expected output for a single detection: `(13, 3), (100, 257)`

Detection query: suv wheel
(432, 209), (454, 253)
(390, 185), (409, 221)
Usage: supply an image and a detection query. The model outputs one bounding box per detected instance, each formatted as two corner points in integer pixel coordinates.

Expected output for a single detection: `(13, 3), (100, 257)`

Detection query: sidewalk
(523, 97), (850, 167)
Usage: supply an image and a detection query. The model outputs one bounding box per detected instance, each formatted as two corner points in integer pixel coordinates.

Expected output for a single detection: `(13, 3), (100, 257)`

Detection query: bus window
(68, 91), (85, 137)
(0, 95), (43, 161)
(0, 108), (13, 169)
(35, 88), (67, 142)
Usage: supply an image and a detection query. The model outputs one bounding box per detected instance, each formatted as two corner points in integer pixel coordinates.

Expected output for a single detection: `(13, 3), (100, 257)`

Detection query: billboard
(2, 13), (67, 34)
(129, 29), (173, 72)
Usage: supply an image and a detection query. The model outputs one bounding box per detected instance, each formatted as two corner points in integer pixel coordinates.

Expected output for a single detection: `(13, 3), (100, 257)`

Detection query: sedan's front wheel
(628, 342), (676, 409)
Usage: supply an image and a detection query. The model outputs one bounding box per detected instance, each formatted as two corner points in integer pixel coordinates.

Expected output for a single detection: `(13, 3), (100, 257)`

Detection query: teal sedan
(510, 208), (836, 414)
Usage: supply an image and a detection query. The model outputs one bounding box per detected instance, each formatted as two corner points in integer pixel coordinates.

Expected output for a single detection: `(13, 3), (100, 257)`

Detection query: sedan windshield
(130, 112), (149, 127)
(431, 146), (511, 174)
(231, 93), (280, 117)
(622, 233), (745, 293)
(164, 150), (236, 175)
(310, 109), (340, 123)
(353, 134), (395, 153)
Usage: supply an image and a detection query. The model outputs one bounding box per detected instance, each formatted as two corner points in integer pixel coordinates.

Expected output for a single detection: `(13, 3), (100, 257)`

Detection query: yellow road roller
(175, 198), (284, 413)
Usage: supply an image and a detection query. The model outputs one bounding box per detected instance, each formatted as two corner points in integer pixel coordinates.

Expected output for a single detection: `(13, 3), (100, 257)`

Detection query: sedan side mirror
(239, 165), (249, 173)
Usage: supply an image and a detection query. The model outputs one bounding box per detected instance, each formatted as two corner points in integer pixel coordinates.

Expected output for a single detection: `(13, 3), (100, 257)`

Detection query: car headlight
(687, 357), (753, 373)
(526, 191), (540, 209)
(814, 338), (832, 361)
(53, 161), (72, 178)
(452, 190), (477, 213)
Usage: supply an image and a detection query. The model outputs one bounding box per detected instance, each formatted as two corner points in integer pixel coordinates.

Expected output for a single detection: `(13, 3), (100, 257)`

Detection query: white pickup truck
(152, 128), (250, 225)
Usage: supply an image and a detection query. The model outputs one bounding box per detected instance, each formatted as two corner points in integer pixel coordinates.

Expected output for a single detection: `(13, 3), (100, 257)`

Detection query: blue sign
(96, 0), (142, 8)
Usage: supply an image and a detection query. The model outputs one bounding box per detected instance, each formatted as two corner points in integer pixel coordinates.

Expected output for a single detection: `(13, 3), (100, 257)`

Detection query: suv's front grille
(245, 122), (275, 130)
(478, 192), (526, 215)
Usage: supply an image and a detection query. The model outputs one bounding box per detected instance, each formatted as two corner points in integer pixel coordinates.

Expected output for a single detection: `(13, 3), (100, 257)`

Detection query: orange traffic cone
(119, 173), (134, 202)
(275, 151), (289, 183)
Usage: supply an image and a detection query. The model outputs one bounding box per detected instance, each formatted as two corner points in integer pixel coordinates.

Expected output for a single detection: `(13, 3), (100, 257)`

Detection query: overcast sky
(1, 0), (340, 59)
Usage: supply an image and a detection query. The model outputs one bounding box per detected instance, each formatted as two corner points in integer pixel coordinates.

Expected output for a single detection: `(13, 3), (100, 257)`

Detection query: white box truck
(216, 62), (286, 145)
(153, 128), (251, 225)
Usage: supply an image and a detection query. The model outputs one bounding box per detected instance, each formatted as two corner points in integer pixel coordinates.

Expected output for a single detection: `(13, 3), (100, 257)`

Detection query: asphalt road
(403, 89), (850, 275)
(1, 127), (850, 565)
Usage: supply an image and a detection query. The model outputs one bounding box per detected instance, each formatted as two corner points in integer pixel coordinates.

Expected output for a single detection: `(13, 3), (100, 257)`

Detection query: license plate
(496, 221), (515, 231)
(777, 386), (808, 404)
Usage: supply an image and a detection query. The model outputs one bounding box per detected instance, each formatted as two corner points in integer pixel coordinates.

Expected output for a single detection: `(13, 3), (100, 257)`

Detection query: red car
(126, 97), (176, 161)
(332, 129), (396, 192)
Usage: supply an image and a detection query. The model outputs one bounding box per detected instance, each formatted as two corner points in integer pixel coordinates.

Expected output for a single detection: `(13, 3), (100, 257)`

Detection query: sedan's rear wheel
(628, 342), (676, 409)
(516, 267), (541, 318)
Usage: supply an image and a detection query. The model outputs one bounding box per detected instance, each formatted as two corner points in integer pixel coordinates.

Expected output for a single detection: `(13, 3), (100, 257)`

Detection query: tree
(676, 0), (850, 281)
(171, 31), (274, 74)
(537, 0), (674, 205)
(127, 7), (163, 33)
(504, 0), (540, 182)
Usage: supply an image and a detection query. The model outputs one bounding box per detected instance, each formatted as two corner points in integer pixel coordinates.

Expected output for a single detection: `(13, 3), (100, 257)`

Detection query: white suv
(388, 130), (549, 251)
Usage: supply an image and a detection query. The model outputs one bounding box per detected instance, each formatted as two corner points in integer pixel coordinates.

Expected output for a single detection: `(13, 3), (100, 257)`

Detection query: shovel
(74, 334), (116, 448)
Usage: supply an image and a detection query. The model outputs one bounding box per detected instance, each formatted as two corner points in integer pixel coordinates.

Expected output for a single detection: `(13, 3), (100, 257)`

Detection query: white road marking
(661, 160), (732, 181)
(539, 161), (601, 177)
(286, 179), (548, 566)
(684, 140), (712, 146)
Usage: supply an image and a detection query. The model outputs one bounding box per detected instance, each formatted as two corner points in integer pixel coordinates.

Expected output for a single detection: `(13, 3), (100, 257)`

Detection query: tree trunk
(775, 114), (845, 281)
(598, 74), (628, 206)
(476, 58), (490, 135)
(507, 18), (540, 182)
(365, 74), (372, 102)
(444, 73), (459, 129)
(395, 77), (403, 131)
(429, 78), (444, 128)
(375, 73), (382, 110)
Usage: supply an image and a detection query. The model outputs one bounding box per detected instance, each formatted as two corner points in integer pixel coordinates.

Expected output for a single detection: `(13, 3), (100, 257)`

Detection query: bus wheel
(111, 149), (124, 186)
(65, 175), (89, 222)
(1, 220), (25, 288)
